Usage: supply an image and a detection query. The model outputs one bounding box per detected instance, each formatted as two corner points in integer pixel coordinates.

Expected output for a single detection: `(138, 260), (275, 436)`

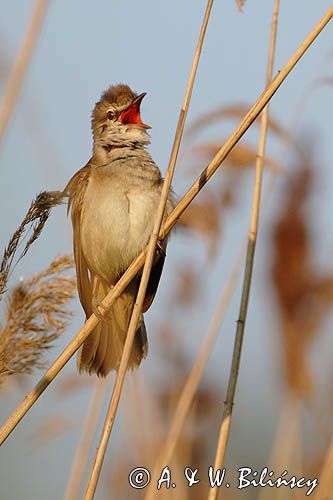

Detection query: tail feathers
(77, 279), (148, 377)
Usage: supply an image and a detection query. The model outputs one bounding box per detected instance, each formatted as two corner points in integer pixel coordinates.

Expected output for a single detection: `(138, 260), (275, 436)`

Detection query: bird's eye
(107, 110), (115, 120)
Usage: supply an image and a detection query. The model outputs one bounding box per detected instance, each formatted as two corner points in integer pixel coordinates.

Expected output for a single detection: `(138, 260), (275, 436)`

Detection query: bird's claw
(156, 240), (166, 257)
(92, 299), (111, 321)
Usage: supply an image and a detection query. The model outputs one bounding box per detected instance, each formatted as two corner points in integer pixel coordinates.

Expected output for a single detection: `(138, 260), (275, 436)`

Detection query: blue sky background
(0, 1), (332, 499)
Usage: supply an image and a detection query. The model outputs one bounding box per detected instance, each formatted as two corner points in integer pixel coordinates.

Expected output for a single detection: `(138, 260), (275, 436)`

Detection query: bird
(64, 84), (174, 377)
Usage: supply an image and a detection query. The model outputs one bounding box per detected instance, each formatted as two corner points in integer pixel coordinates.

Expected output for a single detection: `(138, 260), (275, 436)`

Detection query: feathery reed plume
(0, 190), (65, 297)
(173, 266), (201, 305)
(191, 140), (282, 173)
(0, 255), (75, 384)
(271, 148), (333, 398)
(181, 121), (283, 261)
(186, 103), (291, 142)
(178, 198), (221, 257)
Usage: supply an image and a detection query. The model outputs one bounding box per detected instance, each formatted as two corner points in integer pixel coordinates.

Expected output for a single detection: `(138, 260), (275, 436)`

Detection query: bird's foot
(92, 298), (112, 321)
(156, 240), (166, 257)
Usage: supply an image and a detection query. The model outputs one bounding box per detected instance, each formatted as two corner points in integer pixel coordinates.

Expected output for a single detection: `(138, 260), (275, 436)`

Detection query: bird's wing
(142, 241), (168, 313)
(64, 161), (93, 318)
(142, 195), (175, 313)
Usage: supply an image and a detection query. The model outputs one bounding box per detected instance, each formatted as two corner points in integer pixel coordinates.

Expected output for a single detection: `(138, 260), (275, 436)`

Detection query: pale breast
(80, 167), (165, 283)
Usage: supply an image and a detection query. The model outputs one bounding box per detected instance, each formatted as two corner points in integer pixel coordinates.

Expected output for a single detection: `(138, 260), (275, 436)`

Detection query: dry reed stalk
(0, 255), (75, 384)
(207, 3), (280, 497)
(0, 5), (331, 447)
(83, 2), (215, 497)
(0, 0), (49, 144)
(314, 432), (333, 499)
(63, 378), (108, 500)
(144, 253), (244, 500)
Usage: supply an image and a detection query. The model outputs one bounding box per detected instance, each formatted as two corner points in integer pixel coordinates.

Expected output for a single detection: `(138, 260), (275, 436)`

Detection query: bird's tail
(77, 279), (147, 377)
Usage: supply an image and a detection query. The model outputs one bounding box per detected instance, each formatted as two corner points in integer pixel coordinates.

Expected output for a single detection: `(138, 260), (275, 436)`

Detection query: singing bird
(64, 84), (174, 376)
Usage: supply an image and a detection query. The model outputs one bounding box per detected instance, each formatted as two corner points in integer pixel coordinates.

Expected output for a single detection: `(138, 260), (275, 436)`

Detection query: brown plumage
(64, 85), (174, 376)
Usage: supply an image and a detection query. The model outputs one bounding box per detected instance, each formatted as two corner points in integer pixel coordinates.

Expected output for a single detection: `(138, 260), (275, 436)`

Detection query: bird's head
(91, 84), (151, 156)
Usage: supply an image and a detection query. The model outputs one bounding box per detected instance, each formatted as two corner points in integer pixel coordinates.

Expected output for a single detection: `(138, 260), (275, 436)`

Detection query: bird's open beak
(119, 92), (151, 129)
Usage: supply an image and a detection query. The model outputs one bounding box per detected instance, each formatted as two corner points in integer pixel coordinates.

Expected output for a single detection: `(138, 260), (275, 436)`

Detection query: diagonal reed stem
(0, 0), (49, 145)
(0, 4), (331, 448)
(208, 1), (280, 498)
(83, 1), (215, 497)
